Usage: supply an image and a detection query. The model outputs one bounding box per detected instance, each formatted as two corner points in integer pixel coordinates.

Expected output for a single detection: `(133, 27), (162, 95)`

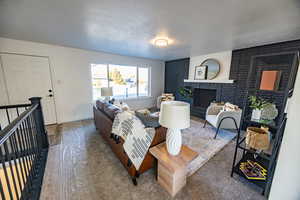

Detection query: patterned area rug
(182, 119), (236, 176)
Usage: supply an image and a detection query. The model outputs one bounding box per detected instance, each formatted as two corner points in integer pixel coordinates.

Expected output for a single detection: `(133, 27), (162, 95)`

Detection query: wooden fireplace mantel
(184, 79), (235, 83)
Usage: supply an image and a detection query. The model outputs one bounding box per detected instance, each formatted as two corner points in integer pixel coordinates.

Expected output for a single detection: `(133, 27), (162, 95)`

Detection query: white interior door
(0, 54), (57, 125)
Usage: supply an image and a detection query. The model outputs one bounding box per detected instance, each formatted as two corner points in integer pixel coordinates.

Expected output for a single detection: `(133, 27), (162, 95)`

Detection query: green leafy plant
(178, 87), (193, 99)
(248, 95), (270, 110)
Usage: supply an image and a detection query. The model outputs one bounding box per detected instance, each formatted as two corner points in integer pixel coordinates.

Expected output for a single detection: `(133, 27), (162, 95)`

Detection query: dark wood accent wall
(165, 39), (300, 118)
(164, 58), (190, 100)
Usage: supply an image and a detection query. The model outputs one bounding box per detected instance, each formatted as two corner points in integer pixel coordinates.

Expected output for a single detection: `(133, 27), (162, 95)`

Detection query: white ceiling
(0, 0), (300, 60)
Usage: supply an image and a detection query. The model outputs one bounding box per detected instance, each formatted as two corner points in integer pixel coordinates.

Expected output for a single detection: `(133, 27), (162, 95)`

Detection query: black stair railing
(0, 97), (49, 200)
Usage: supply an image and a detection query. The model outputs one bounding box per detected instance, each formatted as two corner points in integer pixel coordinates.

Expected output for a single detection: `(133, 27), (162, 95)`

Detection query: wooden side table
(150, 143), (198, 197)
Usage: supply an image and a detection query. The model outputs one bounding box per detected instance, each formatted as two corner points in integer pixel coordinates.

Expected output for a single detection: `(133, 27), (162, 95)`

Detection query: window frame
(137, 66), (151, 98)
(91, 63), (151, 100)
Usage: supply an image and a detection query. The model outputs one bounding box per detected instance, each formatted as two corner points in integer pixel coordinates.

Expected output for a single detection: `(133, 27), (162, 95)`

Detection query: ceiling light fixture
(154, 38), (169, 47)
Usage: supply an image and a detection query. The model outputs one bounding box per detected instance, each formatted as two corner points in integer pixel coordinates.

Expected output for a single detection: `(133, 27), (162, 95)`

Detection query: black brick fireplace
(193, 88), (216, 108)
(183, 82), (235, 118)
(165, 39), (300, 119)
(191, 88), (217, 118)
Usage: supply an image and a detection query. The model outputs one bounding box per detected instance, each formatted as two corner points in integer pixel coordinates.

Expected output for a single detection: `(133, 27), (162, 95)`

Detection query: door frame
(0, 52), (58, 125)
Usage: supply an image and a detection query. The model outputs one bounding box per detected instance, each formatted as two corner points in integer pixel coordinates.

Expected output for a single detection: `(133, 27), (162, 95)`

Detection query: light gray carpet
(41, 119), (266, 200)
(182, 119), (236, 176)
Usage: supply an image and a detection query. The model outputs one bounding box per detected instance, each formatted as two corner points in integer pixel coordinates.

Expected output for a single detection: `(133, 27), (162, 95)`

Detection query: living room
(0, 0), (299, 200)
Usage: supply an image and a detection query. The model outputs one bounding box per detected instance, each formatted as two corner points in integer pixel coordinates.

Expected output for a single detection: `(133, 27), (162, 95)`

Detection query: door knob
(48, 94), (53, 97)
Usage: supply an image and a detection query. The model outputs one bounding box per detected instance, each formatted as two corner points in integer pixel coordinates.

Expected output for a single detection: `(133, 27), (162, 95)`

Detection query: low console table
(150, 143), (198, 197)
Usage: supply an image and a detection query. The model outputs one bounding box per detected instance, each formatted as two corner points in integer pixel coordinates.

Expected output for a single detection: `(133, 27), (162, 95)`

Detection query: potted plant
(178, 86), (193, 103)
(248, 96), (269, 120)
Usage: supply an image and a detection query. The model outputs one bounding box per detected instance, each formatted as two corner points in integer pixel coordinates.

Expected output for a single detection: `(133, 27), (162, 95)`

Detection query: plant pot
(261, 104), (278, 120)
(251, 109), (262, 120)
(246, 127), (270, 150)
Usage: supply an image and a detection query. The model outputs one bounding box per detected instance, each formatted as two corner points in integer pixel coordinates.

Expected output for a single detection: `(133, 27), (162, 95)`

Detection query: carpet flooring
(183, 118), (236, 176)
(41, 119), (266, 200)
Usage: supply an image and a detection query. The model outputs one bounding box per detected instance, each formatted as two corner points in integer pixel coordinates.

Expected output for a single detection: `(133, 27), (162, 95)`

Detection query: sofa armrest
(150, 127), (167, 147)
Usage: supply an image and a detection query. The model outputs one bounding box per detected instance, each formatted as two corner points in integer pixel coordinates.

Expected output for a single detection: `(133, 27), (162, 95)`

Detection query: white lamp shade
(101, 87), (113, 97)
(159, 101), (190, 129)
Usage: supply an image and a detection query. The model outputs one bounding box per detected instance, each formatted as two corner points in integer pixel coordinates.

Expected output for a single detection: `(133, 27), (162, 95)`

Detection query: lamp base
(166, 128), (182, 156)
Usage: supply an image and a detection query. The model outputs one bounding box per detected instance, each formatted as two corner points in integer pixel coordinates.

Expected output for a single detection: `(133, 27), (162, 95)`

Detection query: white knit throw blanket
(112, 111), (155, 170)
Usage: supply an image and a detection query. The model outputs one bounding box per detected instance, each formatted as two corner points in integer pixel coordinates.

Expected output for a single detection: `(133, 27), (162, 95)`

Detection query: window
(91, 64), (150, 100)
(138, 67), (149, 97)
(109, 64), (137, 98)
(91, 64), (108, 100)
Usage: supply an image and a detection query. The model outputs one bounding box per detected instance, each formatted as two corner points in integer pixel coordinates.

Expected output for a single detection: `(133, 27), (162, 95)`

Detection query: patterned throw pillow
(114, 101), (130, 111)
(224, 102), (239, 111)
(96, 99), (107, 110)
(103, 104), (121, 120)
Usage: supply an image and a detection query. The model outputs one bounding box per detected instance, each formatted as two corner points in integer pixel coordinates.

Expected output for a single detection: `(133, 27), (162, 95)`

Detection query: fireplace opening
(193, 88), (217, 108)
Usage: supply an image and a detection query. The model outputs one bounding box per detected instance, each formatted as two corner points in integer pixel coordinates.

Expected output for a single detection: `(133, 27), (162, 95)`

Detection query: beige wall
(269, 64), (300, 200)
(0, 61), (9, 105)
(0, 37), (165, 123)
(188, 51), (232, 80)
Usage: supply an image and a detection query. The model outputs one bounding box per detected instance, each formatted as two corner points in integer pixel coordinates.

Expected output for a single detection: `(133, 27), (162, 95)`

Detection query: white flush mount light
(154, 38), (169, 47)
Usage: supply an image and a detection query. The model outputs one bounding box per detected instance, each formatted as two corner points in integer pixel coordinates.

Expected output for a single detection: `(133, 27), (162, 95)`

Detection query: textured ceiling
(0, 0), (300, 60)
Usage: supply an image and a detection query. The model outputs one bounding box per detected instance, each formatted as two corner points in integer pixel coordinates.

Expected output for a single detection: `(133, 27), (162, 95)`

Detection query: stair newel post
(29, 97), (49, 149)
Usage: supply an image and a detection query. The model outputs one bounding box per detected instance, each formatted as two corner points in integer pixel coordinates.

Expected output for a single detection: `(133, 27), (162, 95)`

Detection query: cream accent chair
(204, 103), (242, 139)
(157, 94), (175, 109)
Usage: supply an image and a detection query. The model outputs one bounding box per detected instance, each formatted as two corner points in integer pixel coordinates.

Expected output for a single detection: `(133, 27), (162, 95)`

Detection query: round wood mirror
(200, 59), (220, 80)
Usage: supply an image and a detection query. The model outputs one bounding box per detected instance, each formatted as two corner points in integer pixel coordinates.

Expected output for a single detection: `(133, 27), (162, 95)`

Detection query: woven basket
(246, 127), (270, 150)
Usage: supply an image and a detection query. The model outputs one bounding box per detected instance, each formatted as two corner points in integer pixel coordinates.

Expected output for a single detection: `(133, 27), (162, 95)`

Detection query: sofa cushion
(96, 99), (107, 110)
(135, 110), (160, 128)
(103, 104), (121, 120)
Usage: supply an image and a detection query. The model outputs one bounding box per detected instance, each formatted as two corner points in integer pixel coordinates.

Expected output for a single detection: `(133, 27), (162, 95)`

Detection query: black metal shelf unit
(230, 51), (299, 197)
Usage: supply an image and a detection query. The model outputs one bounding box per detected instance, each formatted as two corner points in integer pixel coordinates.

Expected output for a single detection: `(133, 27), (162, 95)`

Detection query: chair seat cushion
(206, 115), (218, 126)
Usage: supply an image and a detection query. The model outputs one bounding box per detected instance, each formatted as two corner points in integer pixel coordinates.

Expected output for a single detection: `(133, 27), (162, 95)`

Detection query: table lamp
(101, 87), (113, 102)
(159, 101), (190, 156)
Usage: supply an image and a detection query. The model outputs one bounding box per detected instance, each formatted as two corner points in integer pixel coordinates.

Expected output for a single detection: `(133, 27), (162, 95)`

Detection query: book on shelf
(239, 160), (267, 180)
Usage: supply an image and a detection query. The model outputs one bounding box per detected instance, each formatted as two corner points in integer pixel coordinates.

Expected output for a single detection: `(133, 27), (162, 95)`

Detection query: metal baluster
(15, 128), (32, 188)
(11, 132), (28, 198)
(29, 115), (39, 154)
(16, 108), (20, 116)
(3, 140), (20, 199)
(27, 116), (39, 161)
(0, 146), (14, 200)
(19, 121), (34, 188)
(8, 135), (25, 197)
(6, 108), (11, 124)
(22, 118), (39, 199)
(29, 115), (40, 168)
(23, 119), (37, 178)
(0, 177), (6, 199)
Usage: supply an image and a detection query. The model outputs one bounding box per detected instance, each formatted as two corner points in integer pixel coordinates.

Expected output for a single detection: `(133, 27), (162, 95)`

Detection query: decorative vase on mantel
(251, 109), (262, 120)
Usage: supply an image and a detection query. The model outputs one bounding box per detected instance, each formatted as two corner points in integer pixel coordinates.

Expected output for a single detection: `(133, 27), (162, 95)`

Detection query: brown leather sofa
(93, 100), (166, 185)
